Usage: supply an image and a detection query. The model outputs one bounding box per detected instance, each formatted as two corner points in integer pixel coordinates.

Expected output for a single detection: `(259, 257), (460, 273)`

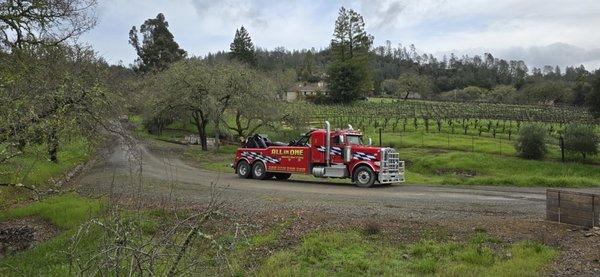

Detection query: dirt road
(76, 127), (600, 222)
(74, 126), (600, 275)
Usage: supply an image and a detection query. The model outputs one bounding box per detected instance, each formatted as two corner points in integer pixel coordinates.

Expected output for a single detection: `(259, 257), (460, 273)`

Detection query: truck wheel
(353, 166), (376, 188)
(237, 160), (251, 179)
(252, 161), (269, 180)
(274, 173), (291, 180)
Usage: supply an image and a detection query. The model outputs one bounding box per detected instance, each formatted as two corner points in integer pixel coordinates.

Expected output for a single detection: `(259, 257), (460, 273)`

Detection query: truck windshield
(346, 135), (363, 145)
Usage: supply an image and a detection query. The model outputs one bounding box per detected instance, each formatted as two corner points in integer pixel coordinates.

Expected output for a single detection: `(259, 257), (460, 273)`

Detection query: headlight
(374, 161), (381, 166)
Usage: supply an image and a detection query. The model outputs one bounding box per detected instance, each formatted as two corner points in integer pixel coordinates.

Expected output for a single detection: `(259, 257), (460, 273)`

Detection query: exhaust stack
(325, 121), (331, 166)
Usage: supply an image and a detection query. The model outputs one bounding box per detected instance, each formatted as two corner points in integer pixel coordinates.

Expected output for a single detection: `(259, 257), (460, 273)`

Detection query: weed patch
(259, 230), (557, 276)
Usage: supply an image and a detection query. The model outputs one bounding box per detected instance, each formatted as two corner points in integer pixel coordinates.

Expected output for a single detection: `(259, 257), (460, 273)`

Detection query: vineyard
(288, 100), (598, 140)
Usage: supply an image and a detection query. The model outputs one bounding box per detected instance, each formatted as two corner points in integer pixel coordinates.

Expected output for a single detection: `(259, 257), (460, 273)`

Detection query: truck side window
(296, 135), (310, 147)
(332, 135), (340, 145)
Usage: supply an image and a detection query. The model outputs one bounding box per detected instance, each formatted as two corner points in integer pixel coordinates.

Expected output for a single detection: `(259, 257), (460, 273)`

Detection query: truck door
(310, 132), (344, 165)
(310, 132), (325, 164)
(330, 135), (345, 164)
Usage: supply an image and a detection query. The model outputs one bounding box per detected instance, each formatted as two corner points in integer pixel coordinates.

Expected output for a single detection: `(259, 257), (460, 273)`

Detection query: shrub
(363, 221), (381, 236)
(488, 85), (517, 103)
(515, 124), (547, 159)
(305, 90), (329, 104)
(439, 86), (489, 102)
(562, 124), (599, 159)
(520, 80), (572, 105)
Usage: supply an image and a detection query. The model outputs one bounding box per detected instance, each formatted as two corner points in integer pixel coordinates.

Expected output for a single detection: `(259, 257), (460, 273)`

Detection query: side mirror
(339, 135), (345, 144)
(368, 138), (373, 146)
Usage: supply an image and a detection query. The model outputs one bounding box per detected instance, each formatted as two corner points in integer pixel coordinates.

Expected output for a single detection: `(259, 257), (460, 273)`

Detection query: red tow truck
(232, 121), (405, 187)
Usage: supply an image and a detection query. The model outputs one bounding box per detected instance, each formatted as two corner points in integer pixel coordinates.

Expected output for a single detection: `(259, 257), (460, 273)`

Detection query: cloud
(498, 43), (600, 69)
(80, 0), (600, 69)
(191, 0), (267, 29)
(357, 0), (408, 29)
(357, 0), (600, 51)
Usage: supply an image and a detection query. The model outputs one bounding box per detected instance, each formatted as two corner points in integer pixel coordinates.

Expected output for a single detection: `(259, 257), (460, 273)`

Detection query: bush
(520, 80), (572, 105)
(305, 90), (329, 104)
(439, 86), (488, 102)
(488, 85), (517, 103)
(562, 124), (599, 159)
(515, 124), (547, 159)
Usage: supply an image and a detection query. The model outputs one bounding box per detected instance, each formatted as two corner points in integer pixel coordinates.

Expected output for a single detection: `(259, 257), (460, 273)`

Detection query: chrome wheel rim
(357, 171), (370, 184)
(239, 164), (248, 175)
(254, 164), (264, 177)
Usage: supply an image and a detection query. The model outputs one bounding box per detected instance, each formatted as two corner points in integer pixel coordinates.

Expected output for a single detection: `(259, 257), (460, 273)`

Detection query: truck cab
(233, 121), (405, 187)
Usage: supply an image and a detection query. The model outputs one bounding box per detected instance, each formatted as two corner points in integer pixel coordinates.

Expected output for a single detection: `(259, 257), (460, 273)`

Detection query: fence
(546, 189), (599, 227)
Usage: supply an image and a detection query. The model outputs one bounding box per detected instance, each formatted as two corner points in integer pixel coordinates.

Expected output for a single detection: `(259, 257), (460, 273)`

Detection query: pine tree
(587, 74), (600, 118)
(301, 51), (315, 82)
(230, 26), (256, 65)
(129, 13), (186, 72)
(327, 7), (373, 104)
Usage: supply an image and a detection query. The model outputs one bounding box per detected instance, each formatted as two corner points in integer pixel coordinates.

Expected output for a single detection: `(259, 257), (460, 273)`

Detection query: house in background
(285, 81), (327, 101)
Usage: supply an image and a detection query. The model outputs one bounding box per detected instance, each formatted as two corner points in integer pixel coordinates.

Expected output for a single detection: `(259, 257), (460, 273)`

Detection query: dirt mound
(0, 217), (59, 258)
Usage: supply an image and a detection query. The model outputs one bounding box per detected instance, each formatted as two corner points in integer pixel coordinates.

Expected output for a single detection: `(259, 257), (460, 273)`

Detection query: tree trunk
(48, 129), (58, 163)
(213, 118), (220, 152)
(192, 111), (208, 151)
(17, 139), (26, 151)
(235, 111), (245, 142)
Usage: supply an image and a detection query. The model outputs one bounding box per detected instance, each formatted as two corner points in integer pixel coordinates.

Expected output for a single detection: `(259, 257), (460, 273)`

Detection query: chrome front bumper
(378, 162), (405, 184)
(378, 149), (405, 184)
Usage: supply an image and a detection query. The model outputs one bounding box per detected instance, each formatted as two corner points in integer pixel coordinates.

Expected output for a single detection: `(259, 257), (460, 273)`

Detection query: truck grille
(380, 148), (405, 183)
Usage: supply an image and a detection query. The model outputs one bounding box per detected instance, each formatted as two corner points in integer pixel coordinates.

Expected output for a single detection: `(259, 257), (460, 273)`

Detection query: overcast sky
(80, 0), (600, 69)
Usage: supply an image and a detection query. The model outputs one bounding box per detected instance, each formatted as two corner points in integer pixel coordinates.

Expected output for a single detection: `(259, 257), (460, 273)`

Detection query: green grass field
(134, 110), (600, 188)
(0, 194), (103, 275)
(402, 148), (600, 187)
(260, 230), (556, 276)
(0, 137), (95, 208)
(0, 194), (556, 276)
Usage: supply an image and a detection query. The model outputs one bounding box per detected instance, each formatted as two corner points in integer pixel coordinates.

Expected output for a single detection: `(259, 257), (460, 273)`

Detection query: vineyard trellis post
(379, 128), (382, 147)
(560, 135), (565, 163)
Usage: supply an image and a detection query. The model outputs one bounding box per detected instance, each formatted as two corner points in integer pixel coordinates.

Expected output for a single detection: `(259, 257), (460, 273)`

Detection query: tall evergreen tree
(587, 74), (600, 118)
(327, 7), (373, 103)
(129, 13), (186, 73)
(300, 51), (315, 82)
(230, 26), (256, 65)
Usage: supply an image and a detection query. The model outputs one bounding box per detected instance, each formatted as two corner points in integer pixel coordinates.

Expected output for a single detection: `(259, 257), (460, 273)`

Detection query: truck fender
(349, 162), (376, 181)
(234, 158), (252, 173)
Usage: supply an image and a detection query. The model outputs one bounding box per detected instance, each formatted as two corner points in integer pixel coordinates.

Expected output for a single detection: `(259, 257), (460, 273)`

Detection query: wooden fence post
(559, 136), (565, 163)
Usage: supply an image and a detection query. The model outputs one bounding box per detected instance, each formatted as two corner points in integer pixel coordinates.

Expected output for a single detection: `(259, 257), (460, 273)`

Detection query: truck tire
(252, 161), (270, 180)
(353, 166), (376, 188)
(274, 173), (292, 180)
(237, 160), (252, 179)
